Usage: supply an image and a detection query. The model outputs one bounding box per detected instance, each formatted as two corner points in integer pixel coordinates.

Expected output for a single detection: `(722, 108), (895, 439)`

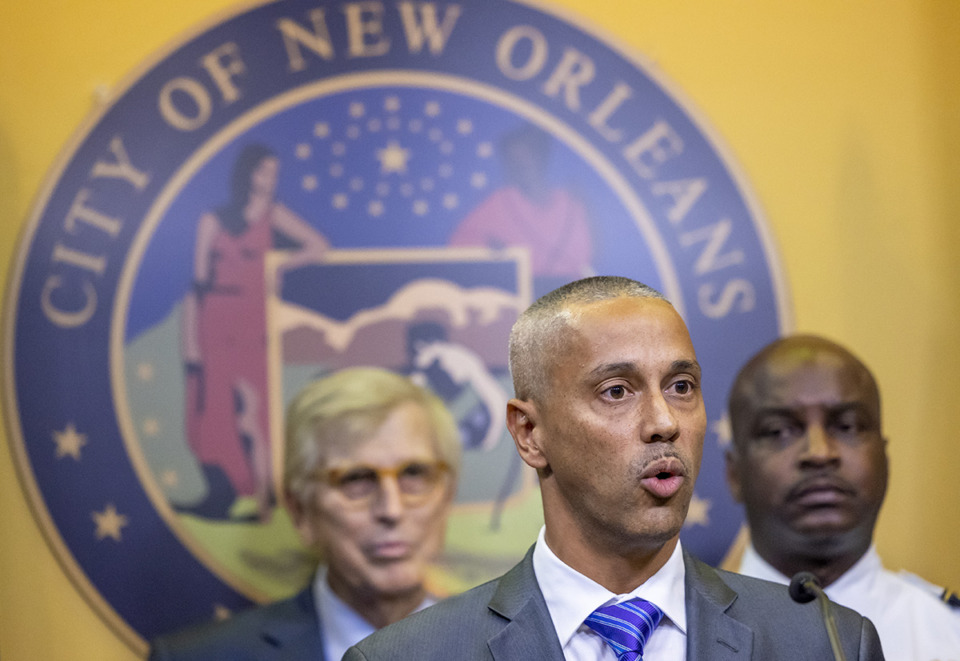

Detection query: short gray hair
(284, 367), (461, 504)
(508, 276), (667, 402)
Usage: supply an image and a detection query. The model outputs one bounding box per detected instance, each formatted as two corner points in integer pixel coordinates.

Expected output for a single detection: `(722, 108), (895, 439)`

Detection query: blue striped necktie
(584, 597), (664, 661)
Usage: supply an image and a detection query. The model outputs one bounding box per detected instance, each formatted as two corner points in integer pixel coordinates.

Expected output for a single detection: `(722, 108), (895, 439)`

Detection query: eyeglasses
(314, 460), (450, 506)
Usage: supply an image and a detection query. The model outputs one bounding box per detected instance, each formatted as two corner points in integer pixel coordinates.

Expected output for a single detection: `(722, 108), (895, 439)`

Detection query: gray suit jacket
(148, 587), (323, 661)
(344, 547), (885, 660)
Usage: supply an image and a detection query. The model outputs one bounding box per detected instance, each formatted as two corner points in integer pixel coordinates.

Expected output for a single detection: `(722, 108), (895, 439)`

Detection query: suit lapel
(450, 546), (758, 661)
(683, 551), (754, 660)
(486, 547), (566, 661)
(258, 587), (324, 660)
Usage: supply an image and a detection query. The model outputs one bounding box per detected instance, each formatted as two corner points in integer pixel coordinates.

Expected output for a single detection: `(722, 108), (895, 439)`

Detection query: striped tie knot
(584, 597), (664, 661)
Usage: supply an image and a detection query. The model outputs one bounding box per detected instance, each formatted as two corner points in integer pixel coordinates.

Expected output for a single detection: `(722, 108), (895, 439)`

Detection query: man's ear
(506, 398), (548, 469)
(284, 490), (318, 547)
(879, 435), (891, 493)
(724, 449), (743, 503)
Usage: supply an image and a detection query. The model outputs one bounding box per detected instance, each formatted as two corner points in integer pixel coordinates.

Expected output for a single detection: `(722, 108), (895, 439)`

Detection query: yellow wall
(2, 1), (958, 658)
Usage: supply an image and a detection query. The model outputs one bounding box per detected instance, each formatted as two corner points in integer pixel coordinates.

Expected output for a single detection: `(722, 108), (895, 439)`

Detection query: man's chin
(368, 570), (426, 599)
(619, 512), (685, 552)
(791, 509), (857, 535)
(782, 520), (867, 555)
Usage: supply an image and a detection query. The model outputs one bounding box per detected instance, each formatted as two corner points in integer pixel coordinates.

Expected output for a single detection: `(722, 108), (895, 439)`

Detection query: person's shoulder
(881, 567), (960, 631)
(148, 610), (262, 661)
(148, 594), (310, 661)
(700, 562), (871, 634)
(701, 564), (884, 659)
(893, 569), (960, 613)
(382, 577), (502, 631)
(710, 564), (823, 609)
(941, 587), (960, 612)
(344, 576), (506, 660)
(708, 564), (806, 609)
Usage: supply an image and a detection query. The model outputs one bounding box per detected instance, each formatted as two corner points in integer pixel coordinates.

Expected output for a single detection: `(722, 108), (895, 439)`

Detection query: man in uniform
(726, 334), (960, 660)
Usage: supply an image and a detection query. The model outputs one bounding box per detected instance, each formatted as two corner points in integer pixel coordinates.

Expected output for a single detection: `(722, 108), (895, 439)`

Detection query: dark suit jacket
(148, 587), (323, 661)
(344, 546), (885, 660)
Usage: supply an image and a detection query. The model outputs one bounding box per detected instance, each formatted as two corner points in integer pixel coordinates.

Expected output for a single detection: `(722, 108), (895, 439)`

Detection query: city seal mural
(3, 0), (790, 652)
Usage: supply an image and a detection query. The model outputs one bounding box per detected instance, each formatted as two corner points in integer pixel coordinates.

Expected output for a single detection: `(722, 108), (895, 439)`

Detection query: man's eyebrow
(588, 361), (636, 378)
(672, 359), (702, 378)
(827, 402), (871, 411)
(752, 407), (798, 418)
(826, 402), (879, 420)
(587, 359), (702, 378)
(754, 402), (871, 415)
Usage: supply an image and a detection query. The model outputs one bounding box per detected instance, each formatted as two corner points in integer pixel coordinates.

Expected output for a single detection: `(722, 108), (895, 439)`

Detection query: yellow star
(712, 412), (733, 448)
(92, 504), (129, 541)
(53, 423), (87, 460)
(470, 172), (488, 189)
(377, 140), (411, 174)
(684, 493), (712, 527)
(160, 470), (179, 488)
(136, 362), (155, 381)
(142, 418), (160, 437)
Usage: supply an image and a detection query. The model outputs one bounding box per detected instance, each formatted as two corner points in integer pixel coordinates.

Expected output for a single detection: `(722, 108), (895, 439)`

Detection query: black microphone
(789, 572), (847, 661)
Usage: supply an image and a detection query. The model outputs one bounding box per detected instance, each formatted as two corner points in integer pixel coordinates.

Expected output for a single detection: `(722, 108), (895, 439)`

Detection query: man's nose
(641, 392), (680, 443)
(371, 476), (405, 521)
(799, 424), (840, 465)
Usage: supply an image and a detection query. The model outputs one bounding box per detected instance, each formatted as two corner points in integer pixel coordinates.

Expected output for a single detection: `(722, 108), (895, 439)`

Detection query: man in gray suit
(345, 276), (884, 660)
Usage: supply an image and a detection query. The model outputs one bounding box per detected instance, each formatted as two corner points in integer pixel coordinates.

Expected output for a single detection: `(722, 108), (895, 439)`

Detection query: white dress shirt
(532, 527), (687, 661)
(312, 567), (436, 661)
(738, 543), (960, 661)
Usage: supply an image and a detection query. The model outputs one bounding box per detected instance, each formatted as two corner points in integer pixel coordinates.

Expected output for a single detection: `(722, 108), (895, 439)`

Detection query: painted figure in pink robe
(448, 123), (594, 292)
(180, 144), (329, 522)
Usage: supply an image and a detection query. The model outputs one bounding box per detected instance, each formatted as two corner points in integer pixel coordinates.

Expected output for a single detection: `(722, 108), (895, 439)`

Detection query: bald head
(725, 334), (888, 585)
(729, 334), (881, 448)
(508, 276), (667, 403)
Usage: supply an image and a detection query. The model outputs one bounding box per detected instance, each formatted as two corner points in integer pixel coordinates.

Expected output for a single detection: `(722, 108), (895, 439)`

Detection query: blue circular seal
(4, 0), (789, 650)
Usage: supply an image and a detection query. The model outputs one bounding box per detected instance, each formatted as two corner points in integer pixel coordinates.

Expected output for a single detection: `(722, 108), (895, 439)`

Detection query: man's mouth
(787, 477), (856, 507)
(367, 541), (411, 560)
(639, 457), (686, 499)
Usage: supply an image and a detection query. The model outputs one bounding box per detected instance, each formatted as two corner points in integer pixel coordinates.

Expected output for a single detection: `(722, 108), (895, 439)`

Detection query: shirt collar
(738, 543), (789, 585)
(822, 545), (882, 598)
(313, 567), (435, 661)
(314, 567), (376, 661)
(532, 526), (687, 648)
(738, 542), (881, 596)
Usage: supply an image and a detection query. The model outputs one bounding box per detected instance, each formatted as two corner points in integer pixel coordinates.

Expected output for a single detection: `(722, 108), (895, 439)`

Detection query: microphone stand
(789, 571), (847, 661)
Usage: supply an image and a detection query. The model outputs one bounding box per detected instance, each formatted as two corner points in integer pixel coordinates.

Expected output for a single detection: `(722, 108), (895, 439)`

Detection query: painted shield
(4, 0), (789, 650)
